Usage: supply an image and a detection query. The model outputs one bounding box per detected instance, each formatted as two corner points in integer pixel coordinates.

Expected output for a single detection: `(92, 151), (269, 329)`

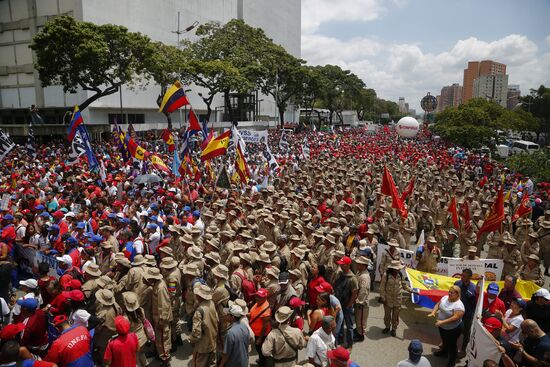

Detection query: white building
(0, 0), (301, 134)
(473, 74), (509, 108)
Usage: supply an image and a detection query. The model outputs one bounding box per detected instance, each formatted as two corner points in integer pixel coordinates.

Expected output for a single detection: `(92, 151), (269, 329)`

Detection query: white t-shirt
(307, 327), (336, 366)
(437, 295), (465, 330)
(503, 309), (523, 342)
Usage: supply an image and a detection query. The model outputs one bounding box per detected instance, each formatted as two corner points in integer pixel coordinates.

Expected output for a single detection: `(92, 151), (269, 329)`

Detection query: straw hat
(84, 263), (101, 277)
(145, 254), (157, 266)
(205, 252), (221, 264)
(96, 289), (115, 306)
(181, 263), (201, 277)
(159, 246), (174, 257)
(131, 254), (147, 266)
(194, 284), (212, 300)
(388, 238), (400, 247)
(354, 256), (371, 265)
(187, 246), (203, 259)
(159, 257), (178, 270)
(122, 291), (140, 312)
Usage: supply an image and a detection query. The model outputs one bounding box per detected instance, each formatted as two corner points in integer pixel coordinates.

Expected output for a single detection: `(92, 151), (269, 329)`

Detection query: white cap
(19, 279), (38, 289)
(225, 304), (246, 317)
(535, 288), (550, 300)
(65, 212), (75, 218)
(71, 309), (91, 327)
(56, 254), (73, 266)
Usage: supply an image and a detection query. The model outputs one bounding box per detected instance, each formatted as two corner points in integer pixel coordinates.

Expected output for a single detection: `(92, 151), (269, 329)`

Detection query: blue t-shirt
(223, 321), (250, 367)
(454, 280), (477, 319)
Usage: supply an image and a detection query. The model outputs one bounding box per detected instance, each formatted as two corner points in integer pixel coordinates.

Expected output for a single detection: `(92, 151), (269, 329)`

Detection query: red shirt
(21, 309), (49, 351)
(482, 293), (506, 321)
(45, 326), (93, 367)
(307, 275), (327, 307)
(103, 333), (138, 367)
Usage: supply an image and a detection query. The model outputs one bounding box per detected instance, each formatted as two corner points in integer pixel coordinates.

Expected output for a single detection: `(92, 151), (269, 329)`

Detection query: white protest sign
(238, 129), (269, 144)
(447, 258), (503, 281)
(466, 319), (502, 366)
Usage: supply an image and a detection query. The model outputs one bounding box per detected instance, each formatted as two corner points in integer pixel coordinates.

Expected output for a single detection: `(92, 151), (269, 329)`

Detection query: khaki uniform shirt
(379, 272), (411, 308)
(261, 324), (306, 365)
(517, 264), (545, 286)
(356, 269), (371, 305)
(189, 299), (219, 353)
(151, 279), (173, 324)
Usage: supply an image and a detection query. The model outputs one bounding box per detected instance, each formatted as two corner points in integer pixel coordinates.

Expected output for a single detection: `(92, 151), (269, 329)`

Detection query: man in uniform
(261, 306), (306, 367)
(537, 220), (550, 275)
(415, 236), (441, 273)
(353, 256), (371, 342)
(190, 284), (219, 367)
(159, 256), (182, 350)
(502, 238), (522, 279)
(517, 254), (545, 286)
(143, 267), (173, 366)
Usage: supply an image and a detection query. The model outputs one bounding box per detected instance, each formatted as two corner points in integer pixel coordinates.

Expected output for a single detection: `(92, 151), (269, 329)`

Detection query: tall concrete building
(0, 0), (301, 134)
(473, 74), (509, 108)
(398, 97), (408, 113)
(463, 60), (506, 103)
(507, 85), (521, 110)
(438, 83), (463, 111)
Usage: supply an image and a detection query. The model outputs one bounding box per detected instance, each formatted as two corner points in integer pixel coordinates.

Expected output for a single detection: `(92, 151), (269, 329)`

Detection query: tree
(295, 66), (325, 129)
(521, 85), (550, 142)
(507, 150), (550, 183)
(31, 15), (153, 111)
(352, 88), (377, 121)
(257, 45), (308, 126)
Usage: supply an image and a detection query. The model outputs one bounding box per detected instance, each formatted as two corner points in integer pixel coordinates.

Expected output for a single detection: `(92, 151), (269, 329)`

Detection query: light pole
(172, 13), (198, 130)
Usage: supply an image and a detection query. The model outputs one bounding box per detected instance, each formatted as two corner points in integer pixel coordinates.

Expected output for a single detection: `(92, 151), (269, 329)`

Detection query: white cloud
(302, 32), (550, 110)
(301, 0), (387, 34)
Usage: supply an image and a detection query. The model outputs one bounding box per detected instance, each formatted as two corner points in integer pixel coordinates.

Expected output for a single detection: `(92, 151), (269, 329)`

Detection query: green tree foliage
(520, 85), (550, 142)
(352, 88), (377, 121)
(31, 15), (153, 111)
(506, 150), (550, 183)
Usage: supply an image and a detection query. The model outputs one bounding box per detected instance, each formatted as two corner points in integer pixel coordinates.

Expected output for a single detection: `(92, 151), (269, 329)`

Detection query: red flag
(460, 200), (471, 231)
(477, 187), (505, 239)
(447, 196), (459, 230)
(400, 176), (415, 202)
(381, 166), (408, 219)
(188, 108), (201, 133)
(512, 193), (532, 222)
(161, 129), (175, 152)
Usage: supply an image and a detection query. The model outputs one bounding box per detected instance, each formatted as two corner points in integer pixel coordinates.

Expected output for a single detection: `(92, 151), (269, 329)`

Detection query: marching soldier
(190, 284), (219, 367)
(159, 257), (182, 350)
(354, 256), (371, 342)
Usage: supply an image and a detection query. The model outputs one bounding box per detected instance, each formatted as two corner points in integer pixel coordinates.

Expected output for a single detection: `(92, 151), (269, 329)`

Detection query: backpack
(235, 271), (256, 303)
(333, 274), (352, 306)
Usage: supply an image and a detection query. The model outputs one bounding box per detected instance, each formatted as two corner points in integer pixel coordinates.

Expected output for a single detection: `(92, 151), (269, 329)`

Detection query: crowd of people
(0, 126), (549, 367)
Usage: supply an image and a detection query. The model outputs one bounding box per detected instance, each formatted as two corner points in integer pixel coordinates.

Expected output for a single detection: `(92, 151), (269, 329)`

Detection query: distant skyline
(301, 0), (550, 112)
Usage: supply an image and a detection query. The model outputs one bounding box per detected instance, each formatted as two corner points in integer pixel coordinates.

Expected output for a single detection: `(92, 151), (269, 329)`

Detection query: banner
(15, 244), (59, 277)
(0, 129), (16, 161)
(406, 268), (540, 309)
(238, 129), (269, 144)
(446, 258), (503, 281)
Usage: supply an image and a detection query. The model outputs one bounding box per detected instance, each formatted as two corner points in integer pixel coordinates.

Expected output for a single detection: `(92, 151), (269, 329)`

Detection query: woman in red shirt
(104, 316), (139, 367)
(307, 263), (326, 308)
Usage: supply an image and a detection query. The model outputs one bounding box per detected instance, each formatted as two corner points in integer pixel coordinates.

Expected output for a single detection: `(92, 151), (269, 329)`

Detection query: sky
(300, 0), (550, 112)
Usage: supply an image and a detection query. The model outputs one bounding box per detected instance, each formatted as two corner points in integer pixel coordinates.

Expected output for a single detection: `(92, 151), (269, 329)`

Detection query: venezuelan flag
(406, 268), (541, 309)
(67, 105), (83, 142)
(201, 130), (231, 161)
(159, 81), (189, 114)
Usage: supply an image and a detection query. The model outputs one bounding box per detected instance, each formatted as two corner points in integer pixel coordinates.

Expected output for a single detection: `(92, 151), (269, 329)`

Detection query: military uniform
(261, 324), (306, 367)
(354, 267), (371, 338)
(502, 246), (522, 278)
(161, 261), (182, 346)
(379, 270), (411, 331)
(520, 240), (540, 264)
(189, 296), (219, 367)
(151, 278), (173, 361)
(517, 263), (545, 286)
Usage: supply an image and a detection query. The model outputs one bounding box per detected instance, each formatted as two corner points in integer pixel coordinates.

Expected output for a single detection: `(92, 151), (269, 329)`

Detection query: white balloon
(396, 116), (420, 138)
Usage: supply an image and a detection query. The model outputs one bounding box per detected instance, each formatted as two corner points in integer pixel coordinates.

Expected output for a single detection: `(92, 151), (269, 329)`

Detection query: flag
(381, 165), (408, 219)
(216, 165), (232, 189)
(205, 160), (215, 182)
(200, 128), (214, 151)
(67, 105), (83, 142)
(128, 123), (138, 142)
(188, 109), (202, 136)
(201, 120), (209, 140)
(400, 176), (415, 202)
(76, 125), (99, 171)
(234, 144), (250, 184)
(26, 122), (36, 157)
(126, 129), (148, 161)
(150, 154), (171, 174)
(66, 129), (86, 165)
(178, 153), (192, 178)
(0, 129), (16, 162)
(512, 193), (532, 222)
(477, 187), (505, 239)
(201, 130), (231, 161)
(279, 130), (289, 152)
(460, 200), (471, 231)
(172, 149), (181, 177)
(11, 167), (17, 189)
(447, 196), (459, 229)
(406, 268), (539, 310)
(99, 159), (107, 182)
(158, 81), (190, 114)
(231, 125), (246, 153)
(161, 129), (175, 152)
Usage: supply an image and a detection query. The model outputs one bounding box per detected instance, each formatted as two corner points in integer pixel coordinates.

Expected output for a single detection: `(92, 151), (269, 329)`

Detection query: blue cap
(38, 212), (51, 218)
(17, 298), (38, 310)
(192, 210), (200, 217)
(120, 218), (130, 224)
(513, 298), (527, 309)
(150, 203), (159, 210)
(83, 232), (93, 238)
(90, 234), (103, 243)
(34, 204), (45, 210)
(147, 223), (158, 230)
(107, 213), (117, 219)
(76, 222), (86, 229)
(2, 214), (14, 221)
(487, 282), (500, 295)
(47, 224), (60, 232)
(65, 237), (78, 245)
(149, 215), (158, 222)
(183, 206), (191, 212)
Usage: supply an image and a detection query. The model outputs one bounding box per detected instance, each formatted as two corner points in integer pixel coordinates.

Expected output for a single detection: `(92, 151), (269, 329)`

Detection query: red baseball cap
(315, 282), (333, 293)
(53, 315), (68, 326)
(327, 346), (350, 362)
(255, 288), (268, 298)
(289, 297), (306, 309)
(483, 317), (502, 333)
(336, 256), (352, 265)
(52, 211), (64, 219)
(0, 323), (25, 340)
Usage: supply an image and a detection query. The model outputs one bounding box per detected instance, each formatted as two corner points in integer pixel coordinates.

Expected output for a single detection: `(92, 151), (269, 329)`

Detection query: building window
(108, 113), (145, 124)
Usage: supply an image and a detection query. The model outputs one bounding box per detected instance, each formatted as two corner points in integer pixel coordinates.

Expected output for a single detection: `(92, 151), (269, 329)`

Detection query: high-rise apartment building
(473, 74), (509, 108)
(463, 60), (506, 103)
(439, 83), (463, 111)
(398, 97), (408, 113)
(507, 85), (521, 110)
